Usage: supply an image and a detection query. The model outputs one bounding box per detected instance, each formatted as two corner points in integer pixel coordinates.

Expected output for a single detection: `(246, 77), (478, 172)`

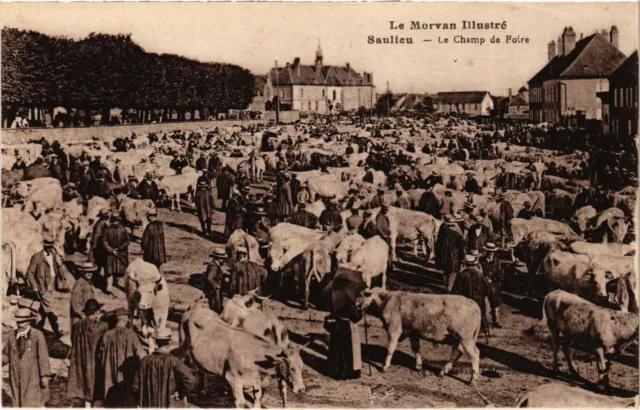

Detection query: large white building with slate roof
(264, 45), (376, 113)
(434, 91), (494, 116)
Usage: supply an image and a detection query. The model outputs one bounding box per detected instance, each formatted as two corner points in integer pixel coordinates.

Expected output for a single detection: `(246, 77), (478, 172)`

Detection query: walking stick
(364, 313), (372, 377)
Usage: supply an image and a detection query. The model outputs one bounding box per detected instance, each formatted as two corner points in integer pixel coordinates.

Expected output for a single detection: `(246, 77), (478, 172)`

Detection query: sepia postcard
(0, 2), (638, 409)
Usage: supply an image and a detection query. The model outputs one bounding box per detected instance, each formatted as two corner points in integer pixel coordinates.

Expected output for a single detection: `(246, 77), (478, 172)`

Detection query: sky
(2, 2), (638, 96)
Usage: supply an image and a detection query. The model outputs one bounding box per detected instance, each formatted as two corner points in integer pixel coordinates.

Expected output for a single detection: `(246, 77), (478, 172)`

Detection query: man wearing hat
(467, 214), (489, 252)
(394, 183), (411, 209)
(276, 172), (294, 222)
(290, 172), (302, 208)
(141, 209), (167, 269)
(133, 327), (196, 408)
(68, 299), (108, 407)
(70, 262), (98, 332)
(435, 215), (466, 291)
(464, 174), (482, 195)
(496, 190), (514, 247)
(89, 208), (110, 268)
(288, 201), (318, 229)
(297, 183), (310, 204)
(123, 175), (140, 198)
(480, 243), (504, 328)
(95, 307), (146, 407)
(319, 196), (344, 232)
(418, 187), (442, 219)
(440, 190), (456, 217)
(194, 172), (215, 236)
(25, 238), (70, 339)
(517, 199), (534, 220)
(137, 172), (159, 204)
(101, 213), (131, 295)
(49, 151), (68, 185)
(369, 188), (386, 209)
(204, 248), (228, 313)
(345, 201), (363, 234)
(62, 182), (83, 202)
(224, 188), (247, 239)
(3, 307), (52, 407)
(425, 171), (443, 190)
(11, 150), (27, 171)
(229, 246), (268, 297)
(452, 254), (490, 334)
(363, 165), (375, 184)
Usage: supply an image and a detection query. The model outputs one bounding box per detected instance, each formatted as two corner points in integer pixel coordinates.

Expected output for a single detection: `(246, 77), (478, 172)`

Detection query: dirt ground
(3, 202), (638, 408)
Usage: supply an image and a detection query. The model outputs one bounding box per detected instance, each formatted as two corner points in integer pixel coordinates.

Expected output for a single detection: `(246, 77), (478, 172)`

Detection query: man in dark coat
(49, 154), (68, 185)
(133, 328), (196, 408)
(452, 255), (489, 333)
(574, 187), (595, 211)
(26, 238), (70, 339)
(204, 249), (228, 313)
(195, 154), (207, 171)
(216, 167), (234, 211)
(464, 175), (482, 195)
(467, 215), (489, 252)
(95, 308), (146, 407)
(374, 199), (393, 254)
(123, 176), (139, 198)
(424, 171), (443, 189)
(479, 243), (504, 328)
(276, 174), (294, 222)
(137, 173), (159, 204)
(70, 262), (97, 335)
(67, 299), (109, 407)
(141, 210), (167, 269)
(208, 153), (221, 180)
(224, 189), (246, 239)
(194, 175), (214, 235)
(290, 173), (302, 207)
(363, 166), (375, 184)
(11, 151), (27, 170)
(89, 208), (110, 270)
(264, 194), (279, 226)
(516, 200), (535, 220)
(497, 192), (514, 247)
(419, 189), (442, 218)
(229, 248), (268, 296)
(345, 203), (363, 234)
(2, 308), (52, 407)
(101, 215), (131, 295)
(435, 215), (466, 292)
(319, 197), (344, 232)
(369, 188), (385, 209)
(288, 202), (318, 229)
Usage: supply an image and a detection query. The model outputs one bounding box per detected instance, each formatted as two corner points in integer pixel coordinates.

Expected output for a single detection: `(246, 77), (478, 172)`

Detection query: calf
(221, 293), (289, 348)
(342, 236), (388, 289)
(357, 288), (481, 384)
(543, 289), (639, 388)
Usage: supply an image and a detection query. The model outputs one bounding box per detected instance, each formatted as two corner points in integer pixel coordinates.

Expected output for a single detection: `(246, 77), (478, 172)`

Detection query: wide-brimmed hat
(197, 180), (209, 187)
(241, 186), (251, 193)
(255, 206), (266, 215)
(211, 248), (226, 258)
(394, 183), (403, 191)
(76, 262), (98, 273)
(112, 307), (129, 318)
(83, 299), (103, 315)
(484, 242), (498, 252)
(154, 327), (172, 342)
(470, 249), (480, 258)
(145, 172), (154, 178)
(523, 199), (532, 206)
(473, 215), (484, 223)
(452, 212), (463, 221)
(14, 308), (37, 322)
(43, 238), (55, 247)
(462, 255), (478, 265)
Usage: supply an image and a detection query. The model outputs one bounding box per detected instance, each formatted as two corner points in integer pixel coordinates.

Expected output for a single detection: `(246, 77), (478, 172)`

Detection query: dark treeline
(1, 28), (255, 126)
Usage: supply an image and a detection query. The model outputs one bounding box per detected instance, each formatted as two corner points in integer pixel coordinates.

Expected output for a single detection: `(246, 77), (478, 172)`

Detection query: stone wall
(1, 119), (266, 145)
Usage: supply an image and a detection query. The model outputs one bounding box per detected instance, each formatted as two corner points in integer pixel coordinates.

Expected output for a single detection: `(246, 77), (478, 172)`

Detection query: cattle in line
(267, 223), (324, 272)
(341, 236), (389, 289)
(12, 177), (63, 219)
(221, 293), (288, 348)
(115, 194), (156, 235)
(516, 383), (638, 408)
(542, 289), (638, 389)
(335, 234), (366, 265)
(155, 168), (200, 211)
(357, 289), (481, 384)
(179, 306), (306, 408)
(569, 241), (635, 258)
(299, 231), (346, 309)
(124, 258), (170, 351)
(510, 217), (581, 245)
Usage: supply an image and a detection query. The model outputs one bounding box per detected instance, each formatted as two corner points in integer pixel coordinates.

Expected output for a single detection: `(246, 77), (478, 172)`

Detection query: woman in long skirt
(325, 303), (363, 380)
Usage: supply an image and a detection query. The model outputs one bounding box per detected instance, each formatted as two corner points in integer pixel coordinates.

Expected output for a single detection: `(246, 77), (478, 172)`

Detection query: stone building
(434, 91), (494, 116)
(598, 51), (638, 137)
(264, 45), (375, 113)
(528, 26), (627, 126)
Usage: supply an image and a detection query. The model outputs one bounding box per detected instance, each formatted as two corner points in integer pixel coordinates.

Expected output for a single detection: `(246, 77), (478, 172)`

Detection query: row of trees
(1, 28), (255, 126)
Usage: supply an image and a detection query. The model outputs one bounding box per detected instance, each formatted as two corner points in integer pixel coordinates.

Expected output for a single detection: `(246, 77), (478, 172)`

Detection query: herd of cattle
(1, 114), (638, 407)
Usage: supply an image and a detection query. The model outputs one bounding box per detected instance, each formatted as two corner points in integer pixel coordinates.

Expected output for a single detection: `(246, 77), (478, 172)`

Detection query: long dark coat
(195, 186), (214, 224)
(499, 201), (514, 238)
(26, 249), (71, 312)
(419, 191), (441, 218)
(290, 177), (302, 206)
(230, 261), (267, 296)
(204, 260), (225, 313)
(70, 278), (95, 328)
(467, 225), (488, 252)
(137, 180), (159, 203)
(133, 352), (196, 408)
(101, 223), (130, 278)
(67, 317), (109, 401)
(326, 304), (362, 380)
(2, 328), (51, 407)
(89, 220), (108, 266)
(225, 197), (246, 237)
(480, 256), (503, 307)
(276, 182), (294, 218)
(289, 209), (318, 229)
(141, 220), (167, 268)
(435, 224), (466, 274)
(216, 169), (233, 201)
(452, 266), (489, 323)
(95, 326), (146, 405)
(49, 160), (68, 185)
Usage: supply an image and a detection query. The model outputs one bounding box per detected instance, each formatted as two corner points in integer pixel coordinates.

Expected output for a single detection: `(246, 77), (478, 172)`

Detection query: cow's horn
(155, 277), (162, 285)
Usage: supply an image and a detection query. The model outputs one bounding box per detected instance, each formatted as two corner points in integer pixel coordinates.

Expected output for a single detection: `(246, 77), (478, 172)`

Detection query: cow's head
(131, 276), (164, 310)
(583, 268), (614, 304)
(267, 243), (285, 272)
(355, 287), (386, 315)
(267, 346), (306, 395)
(11, 181), (30, 199)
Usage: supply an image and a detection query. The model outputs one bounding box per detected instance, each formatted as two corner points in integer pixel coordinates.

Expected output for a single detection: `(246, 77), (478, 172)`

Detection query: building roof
(268, 62), (373, 87)
(518, 86), (528, 93)
(528, 33), (627, 86)
(508, 93), (528, 107)
(436, 91), (490, 104)
(610, 50), (638, 81)
(254, 75), (267, 96)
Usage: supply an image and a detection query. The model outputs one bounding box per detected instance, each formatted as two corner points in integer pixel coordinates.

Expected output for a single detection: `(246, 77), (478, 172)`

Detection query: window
(308, 101), (311, 110)
(333, 90), (337, 100)
(322, 89), (325, 97)
(280, 89), (284, 98)
(315, 101), (319, 111)
(475, 104), (478, 111)
(614, 89), (618, 107)
(301, 89), (304, 99)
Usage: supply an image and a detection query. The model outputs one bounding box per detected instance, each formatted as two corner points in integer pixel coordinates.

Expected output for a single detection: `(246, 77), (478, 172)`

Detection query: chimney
(293, 57), (301, 76)
(557, 35), (563, 56)
(563, 26), (576, 55)
(508, 88), (513, 98)
(601, 29), (608, 37)
(315, 44), (323, 72)
(346, 62), (351, 71)
(610, 25), (619, 48)
(580, 33), (583, 39)
(548, 40), (556, 61)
